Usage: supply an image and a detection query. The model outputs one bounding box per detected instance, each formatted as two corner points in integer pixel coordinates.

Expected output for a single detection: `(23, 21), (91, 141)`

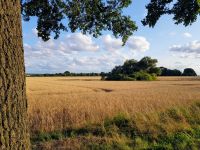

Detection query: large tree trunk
(0, 0), (30, 149)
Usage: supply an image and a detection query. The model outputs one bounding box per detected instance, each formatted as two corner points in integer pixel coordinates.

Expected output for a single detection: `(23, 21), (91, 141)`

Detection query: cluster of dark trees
(100, 57), (198, 81)
(102, 57), (161, 81)
(160, 67), (197, 76)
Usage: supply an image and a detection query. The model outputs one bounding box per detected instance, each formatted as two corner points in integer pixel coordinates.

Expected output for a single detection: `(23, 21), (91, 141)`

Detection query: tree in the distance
(137, 57), (158, 73)
(122, 59), (138, 75)
(0, 0), (200, 149)
(160, 67), (182, 76)
(104, 57), (161, 81)
(64, 71), (71, 76)
(182, 68), (197, 76)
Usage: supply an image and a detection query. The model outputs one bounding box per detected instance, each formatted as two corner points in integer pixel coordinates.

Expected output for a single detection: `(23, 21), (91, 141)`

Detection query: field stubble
(27, 76), (200, 134)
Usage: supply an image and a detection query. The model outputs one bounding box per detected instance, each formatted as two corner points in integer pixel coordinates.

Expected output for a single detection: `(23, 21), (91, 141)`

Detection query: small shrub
(132, 71), (156, 81)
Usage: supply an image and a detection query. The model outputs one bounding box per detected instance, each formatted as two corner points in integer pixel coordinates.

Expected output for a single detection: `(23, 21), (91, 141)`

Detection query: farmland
(27, 77), (200, 149)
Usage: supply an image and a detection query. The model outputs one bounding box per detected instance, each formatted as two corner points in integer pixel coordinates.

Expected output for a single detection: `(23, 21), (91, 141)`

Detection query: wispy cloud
(183, 32), (192, 38)
(170, 40), (200, 58)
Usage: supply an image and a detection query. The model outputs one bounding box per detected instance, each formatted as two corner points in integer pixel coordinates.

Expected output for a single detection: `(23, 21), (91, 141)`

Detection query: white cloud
(102, 35), (123, 51)
(170, 40), (200, 59)
(102, 34), (150, 52)
(24, 33), (99, 73)
(24, 32), (149, 73)
(32, 28), (38, 36)
(31, 29), (100, 52)
(64, 33), (99, 52)
(127, 36), (150, 52)
(170, 40), (200, 54)
(183, 32), (192, 38)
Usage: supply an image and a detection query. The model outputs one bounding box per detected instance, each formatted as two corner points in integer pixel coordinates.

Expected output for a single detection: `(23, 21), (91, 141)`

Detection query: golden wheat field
(27, 76), (200, 133)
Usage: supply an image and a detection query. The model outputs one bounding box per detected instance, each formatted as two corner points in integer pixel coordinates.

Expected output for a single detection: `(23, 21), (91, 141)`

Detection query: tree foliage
(21, 0), (137, 44)
(21, 0), (200, 44)
(182, 68), (197, 76)
(142, 0), (200, 27)
(160, 67), (197, 76)
(104, 57), (161, 81)
(160, 67), (182, 76)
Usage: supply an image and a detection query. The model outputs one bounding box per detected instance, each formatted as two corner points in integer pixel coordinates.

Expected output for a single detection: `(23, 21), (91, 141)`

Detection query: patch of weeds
(193, 126), (200, 139)
(50, 131), (63, 140)
(159, 112), (169, 123)
(31, 132), (51, 143)
(150, 144), (173, 150)
(134, 137), (149, 149)
(31, 131), (63, 143)
(63, 128), (74, 137)
(188, 103), (200, 125)
(195, 102), (200, 108)
(112, 142), (132, 150)
(172, 132), (197, 150)
(63, 124), (106, 137)
(180, 108), (195, 124)
(166, 108), (184, 122)
(104, 113), (138, 138)
(87, 143), (113, 150)
(78, 124), (106, 136)
(87, 135), (132, 150)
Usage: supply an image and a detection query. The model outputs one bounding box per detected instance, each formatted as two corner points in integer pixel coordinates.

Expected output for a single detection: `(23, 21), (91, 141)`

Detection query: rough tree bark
(0, 0), (30, 149)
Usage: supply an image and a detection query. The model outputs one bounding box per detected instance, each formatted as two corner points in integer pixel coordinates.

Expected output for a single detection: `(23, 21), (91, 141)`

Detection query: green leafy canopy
(21, 0), (200, 44)
(21, 0), (137, 44)
(142, 0), (200, 27)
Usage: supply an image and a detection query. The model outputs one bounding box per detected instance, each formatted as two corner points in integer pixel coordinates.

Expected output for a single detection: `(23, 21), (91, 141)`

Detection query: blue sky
(22, 0), (200, 74)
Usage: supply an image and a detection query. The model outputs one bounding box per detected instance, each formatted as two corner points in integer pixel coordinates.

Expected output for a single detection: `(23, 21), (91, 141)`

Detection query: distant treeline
(160, 67), (197, 76)
(27, 68), (197, 78)
(27, 71), (100, 77)
(100, 57), (197, 81)
(27, 58), (197, 79)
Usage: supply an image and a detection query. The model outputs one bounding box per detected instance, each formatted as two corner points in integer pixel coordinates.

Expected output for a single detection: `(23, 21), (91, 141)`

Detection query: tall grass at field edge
(32, 101), (200, 149)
